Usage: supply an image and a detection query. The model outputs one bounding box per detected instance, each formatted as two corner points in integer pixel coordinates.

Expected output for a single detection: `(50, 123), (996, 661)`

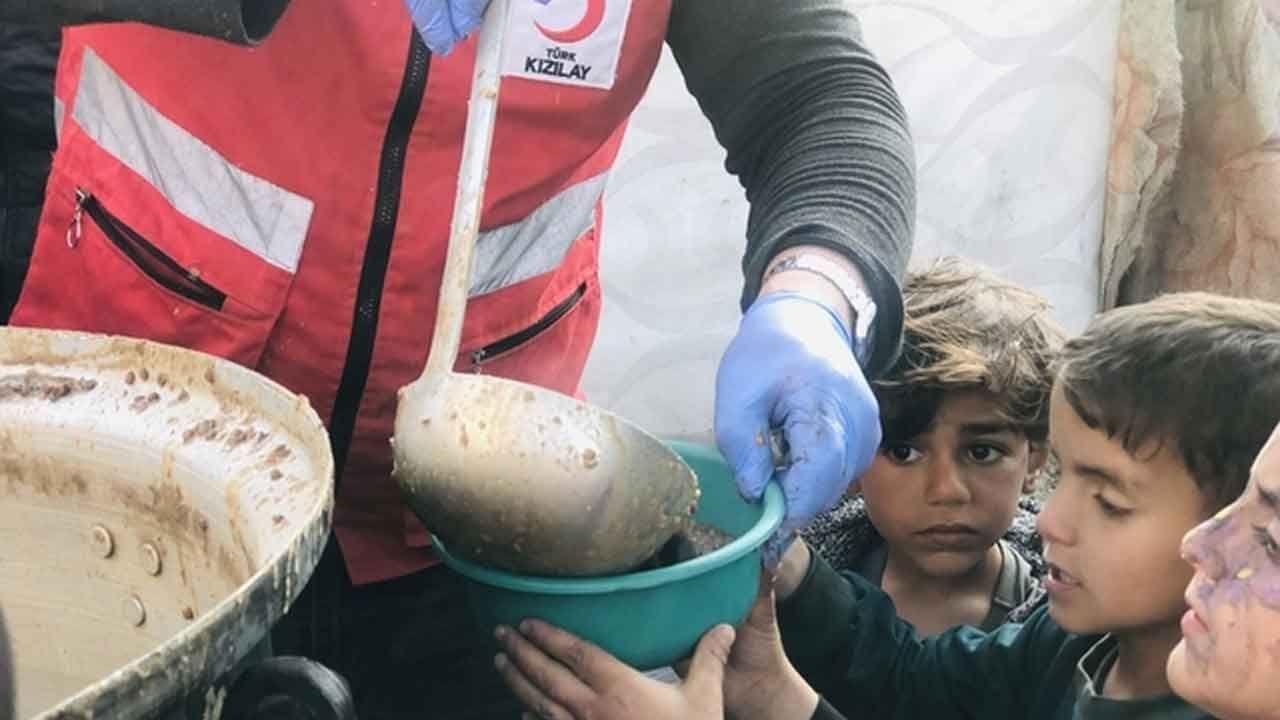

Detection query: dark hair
(876, 256), (1065, 446)
(1057, 293), (1280, 508)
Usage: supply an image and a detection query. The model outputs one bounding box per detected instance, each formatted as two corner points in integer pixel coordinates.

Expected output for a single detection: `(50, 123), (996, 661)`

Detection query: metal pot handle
(222, 656), (356, 720)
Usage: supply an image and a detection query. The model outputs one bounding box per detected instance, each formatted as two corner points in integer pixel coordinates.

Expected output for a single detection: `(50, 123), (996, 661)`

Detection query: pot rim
(0, 328), (334, 720)
(433, 440), (784, 595)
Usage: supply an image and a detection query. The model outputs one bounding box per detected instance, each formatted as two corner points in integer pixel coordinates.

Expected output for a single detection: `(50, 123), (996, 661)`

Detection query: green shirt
(1065, 635), (1206, 720)
(778, 551), (1213, 720)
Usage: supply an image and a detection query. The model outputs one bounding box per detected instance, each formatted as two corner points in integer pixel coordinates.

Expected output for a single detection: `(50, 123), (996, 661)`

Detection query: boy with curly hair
(804, 256), (1063, 635)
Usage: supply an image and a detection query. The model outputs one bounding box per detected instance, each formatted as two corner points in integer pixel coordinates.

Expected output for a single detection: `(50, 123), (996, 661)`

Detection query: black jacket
(0, 3), (292, 324)
(0, 0), (297, 324)
(0, 2), (286, 44)
(0, 22), (58, 322)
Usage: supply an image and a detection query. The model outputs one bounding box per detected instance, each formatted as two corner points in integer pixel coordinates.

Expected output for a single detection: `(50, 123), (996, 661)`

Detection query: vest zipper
(328, 32), (431, 484)
(470, 282), (587, 371)
(70, 188), (227, 311)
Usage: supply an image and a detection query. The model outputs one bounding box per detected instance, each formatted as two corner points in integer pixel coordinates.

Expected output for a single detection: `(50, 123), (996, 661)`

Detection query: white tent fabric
(582, 0), (1121, 441)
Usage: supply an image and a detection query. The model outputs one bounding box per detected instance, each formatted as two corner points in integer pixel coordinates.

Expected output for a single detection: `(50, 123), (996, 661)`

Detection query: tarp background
(1103, 0), (1280, 307)
(583, 0), (1121, 442)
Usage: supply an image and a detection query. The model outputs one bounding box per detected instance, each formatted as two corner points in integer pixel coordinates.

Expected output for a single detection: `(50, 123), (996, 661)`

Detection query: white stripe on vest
(72, 49), (601, 294)
(469, 173), (605, 297)
(72, 49), (313, 274)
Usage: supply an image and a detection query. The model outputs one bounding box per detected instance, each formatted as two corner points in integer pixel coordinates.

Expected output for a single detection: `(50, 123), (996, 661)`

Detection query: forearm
(745, 655), (822, 720)
(0, 0), (289, 44)
(667, 0), (916, 377)
(759, 246), (863, 333)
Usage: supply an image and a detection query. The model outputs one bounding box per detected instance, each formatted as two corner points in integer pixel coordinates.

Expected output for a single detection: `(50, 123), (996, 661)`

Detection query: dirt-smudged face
(1168, 422), (1280, 720)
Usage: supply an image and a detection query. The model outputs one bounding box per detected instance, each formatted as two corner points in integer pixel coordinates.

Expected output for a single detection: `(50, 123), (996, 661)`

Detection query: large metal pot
(0, 328), (334, 719)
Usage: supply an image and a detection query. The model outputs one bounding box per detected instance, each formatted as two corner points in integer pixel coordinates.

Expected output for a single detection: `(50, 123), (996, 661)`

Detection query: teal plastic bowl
(433, 440), (785, 669)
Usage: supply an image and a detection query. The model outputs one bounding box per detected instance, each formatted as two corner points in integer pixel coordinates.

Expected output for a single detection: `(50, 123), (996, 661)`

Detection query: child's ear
(1023, 442), (1049, 494)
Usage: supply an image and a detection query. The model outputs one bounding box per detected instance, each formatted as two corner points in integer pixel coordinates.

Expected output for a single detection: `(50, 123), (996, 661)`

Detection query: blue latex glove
(715, 292), (881, 566)
(404, 0), (492, 56)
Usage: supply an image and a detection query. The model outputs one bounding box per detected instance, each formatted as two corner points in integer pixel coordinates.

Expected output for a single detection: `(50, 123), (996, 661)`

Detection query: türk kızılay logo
(502, 0), (634, 90)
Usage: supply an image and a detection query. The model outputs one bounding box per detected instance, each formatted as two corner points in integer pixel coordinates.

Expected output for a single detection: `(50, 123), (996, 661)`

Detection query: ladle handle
(423, 0), (511, 379)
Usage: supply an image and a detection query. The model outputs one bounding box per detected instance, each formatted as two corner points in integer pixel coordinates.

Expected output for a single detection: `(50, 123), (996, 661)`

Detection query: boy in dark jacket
(803, 257), (1061, 635)
(775, 293), (1280, 719)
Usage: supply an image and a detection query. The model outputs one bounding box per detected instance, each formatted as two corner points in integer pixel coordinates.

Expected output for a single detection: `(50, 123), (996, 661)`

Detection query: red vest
(10, 0), (672, 584)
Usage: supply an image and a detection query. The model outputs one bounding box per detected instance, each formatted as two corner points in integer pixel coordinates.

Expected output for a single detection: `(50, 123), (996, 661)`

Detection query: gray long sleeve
(0, 0), (288, 44)
(667, 0), (916, 377)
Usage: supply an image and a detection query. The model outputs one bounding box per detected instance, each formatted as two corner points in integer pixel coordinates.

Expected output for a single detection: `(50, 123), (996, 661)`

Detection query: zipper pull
(470, 349), (486, 373)
(66, 188), (87, 248)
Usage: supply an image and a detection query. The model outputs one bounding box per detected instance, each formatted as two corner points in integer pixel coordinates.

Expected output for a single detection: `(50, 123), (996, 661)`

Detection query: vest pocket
(10, 120), (304, 370)
(467, 282), (587, 370)
(72, 189), (228, 312)
(457, 277), (600, 400)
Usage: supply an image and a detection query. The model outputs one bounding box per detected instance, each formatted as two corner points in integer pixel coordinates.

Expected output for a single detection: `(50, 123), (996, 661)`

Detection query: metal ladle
(392, 0), (699, 577)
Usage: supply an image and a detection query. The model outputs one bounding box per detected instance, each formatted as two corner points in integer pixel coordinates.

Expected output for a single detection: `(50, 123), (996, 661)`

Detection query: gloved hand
(403, 0), (491, 56)
(715, 292), (880, 565)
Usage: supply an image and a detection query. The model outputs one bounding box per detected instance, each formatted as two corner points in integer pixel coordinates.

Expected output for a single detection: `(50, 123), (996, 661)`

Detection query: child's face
(1167, 423), (1280, 720)
(1038, 384), (1210, 636)
(860, 390), (1040, 580)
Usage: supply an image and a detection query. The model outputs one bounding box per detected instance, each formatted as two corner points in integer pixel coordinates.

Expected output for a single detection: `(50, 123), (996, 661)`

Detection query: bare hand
(722, 575), (820, 720)
(494, 619), (734, 720)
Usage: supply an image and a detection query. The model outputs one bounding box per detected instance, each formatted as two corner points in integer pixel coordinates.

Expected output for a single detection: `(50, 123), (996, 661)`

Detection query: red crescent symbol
(536, 0), (606, 44)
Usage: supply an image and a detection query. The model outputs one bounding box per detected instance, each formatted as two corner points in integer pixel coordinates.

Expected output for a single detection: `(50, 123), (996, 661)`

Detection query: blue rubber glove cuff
(405, 0), (492, 56)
